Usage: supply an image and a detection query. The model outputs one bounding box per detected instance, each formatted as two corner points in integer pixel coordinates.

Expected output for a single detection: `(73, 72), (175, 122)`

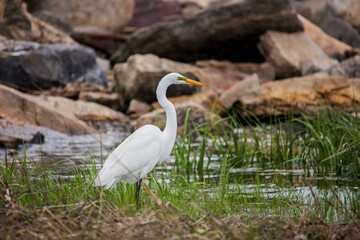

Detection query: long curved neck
(156, 79), (177, 140)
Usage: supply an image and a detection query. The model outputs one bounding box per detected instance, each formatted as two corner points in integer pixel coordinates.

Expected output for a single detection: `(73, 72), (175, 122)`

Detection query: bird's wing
(95, 125), (163, 187)
(102, 125), (161, 168)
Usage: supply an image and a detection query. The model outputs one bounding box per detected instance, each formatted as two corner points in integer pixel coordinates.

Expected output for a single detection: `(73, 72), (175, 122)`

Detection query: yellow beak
(184, 78), (206, 87)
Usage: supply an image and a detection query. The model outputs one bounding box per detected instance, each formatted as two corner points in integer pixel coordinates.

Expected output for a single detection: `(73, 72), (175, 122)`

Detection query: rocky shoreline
(1, 0), (360, 148)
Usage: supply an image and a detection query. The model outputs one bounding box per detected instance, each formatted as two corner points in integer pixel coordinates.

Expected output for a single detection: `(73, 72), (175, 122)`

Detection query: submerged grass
(1, 109), (360, 239)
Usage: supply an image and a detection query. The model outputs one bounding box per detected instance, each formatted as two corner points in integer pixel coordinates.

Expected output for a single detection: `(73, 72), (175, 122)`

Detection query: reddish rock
(298, 15), (352, 57)
(196, 60), (275, 89)
(230, 76), (360, 116)
(127, 99), (152, 115)
(0, 84), (92, 135)
(26, 0), (134, 32)
(114, 54), (209, 110)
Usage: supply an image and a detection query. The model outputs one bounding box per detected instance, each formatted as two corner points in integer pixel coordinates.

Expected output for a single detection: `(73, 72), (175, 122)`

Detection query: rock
(32, 10), (73, 33)
(26, 0), (134, 32)
(298, 14), (352, 57)
(320, 15), (360, 48)
(294, 0), (328, 24)
(196, 60), (275, 88)
(326, 55), (360, 78)
(219, 74), (260, 110)
(71, 31), (127, 56)
(41, 96), (129, 121)
(0, 40), (108, 92)
(152, 90), (221, 114)
(230, 76), (360, 116)
(187, 0), (220, 8)
(114, 54), (208, 110)
(111, 0), (303, 64)
(291, 1), (313, 21)
(135, 101), (221, 131)
(0, 84), (92, 135)
(0, 1), (76, 44)
(127, 0), (198, 30)
(79, 91), (121, 110)
(96, 57), (111, 72)
(258, 31), (338, 78)
(0, 119), (45, 148)
(127, 99), (152, 115)
(38, 82), (109, 99)
(327, 0), (360, 32)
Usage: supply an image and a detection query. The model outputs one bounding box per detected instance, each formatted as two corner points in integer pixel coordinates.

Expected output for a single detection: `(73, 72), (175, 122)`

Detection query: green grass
(1, 109), (360, 238)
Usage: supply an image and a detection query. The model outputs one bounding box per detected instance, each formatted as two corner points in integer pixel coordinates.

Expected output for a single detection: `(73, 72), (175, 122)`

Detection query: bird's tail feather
(94, 167), (118, 189)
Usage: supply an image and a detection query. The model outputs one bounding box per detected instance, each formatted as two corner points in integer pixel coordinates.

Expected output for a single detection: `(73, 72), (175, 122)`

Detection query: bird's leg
(135, 178), (142, 201)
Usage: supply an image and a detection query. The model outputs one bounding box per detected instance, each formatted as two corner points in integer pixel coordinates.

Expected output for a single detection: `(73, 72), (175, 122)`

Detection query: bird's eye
(177, 76), (186, 81)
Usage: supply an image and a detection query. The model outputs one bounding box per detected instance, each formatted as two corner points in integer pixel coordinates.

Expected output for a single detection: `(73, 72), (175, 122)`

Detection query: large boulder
(0, 40), (108, 91)
(111, 0), (303, 64)
(26, 0), (134, 32)
(0, 84), (92, 135)
(225, 76), (360, 116)
(258, 31), (338, 78)
(114, 54), (208, 110)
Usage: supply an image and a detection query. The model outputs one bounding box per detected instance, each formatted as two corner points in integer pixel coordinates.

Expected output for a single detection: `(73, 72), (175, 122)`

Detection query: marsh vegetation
(1, 109), (359, 239)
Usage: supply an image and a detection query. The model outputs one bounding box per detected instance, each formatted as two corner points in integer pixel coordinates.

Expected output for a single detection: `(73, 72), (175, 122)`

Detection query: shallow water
(0, 127), (359, 209)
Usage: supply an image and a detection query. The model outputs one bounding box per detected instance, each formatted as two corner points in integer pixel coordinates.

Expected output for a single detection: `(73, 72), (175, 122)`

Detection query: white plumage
(94, 73), (205, 190)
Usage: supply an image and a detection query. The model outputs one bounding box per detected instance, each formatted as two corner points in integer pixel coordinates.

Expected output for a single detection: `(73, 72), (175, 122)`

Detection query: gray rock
(0, 119), (45, 148)
(321, 15), (360, 48)
(327, 55), (360, 78)
(111, 0), (303, 64)
(327, 0), (360, 32)
(0, 40), (108, 91)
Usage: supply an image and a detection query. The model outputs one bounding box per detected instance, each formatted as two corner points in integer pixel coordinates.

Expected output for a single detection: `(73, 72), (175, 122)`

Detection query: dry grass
(1, 189), (359, 240)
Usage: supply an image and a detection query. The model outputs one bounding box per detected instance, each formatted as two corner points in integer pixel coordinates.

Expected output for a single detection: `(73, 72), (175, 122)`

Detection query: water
(0, 127), (358, 208)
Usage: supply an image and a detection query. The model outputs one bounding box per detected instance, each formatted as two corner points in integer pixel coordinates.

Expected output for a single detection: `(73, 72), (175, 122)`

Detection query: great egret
(94, 73), (206, 198)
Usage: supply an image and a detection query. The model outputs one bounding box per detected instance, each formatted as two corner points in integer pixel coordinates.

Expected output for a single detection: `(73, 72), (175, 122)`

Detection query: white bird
(94, 73), (205, 198)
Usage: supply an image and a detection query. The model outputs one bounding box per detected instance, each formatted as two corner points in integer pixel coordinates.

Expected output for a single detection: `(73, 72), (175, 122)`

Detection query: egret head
(165, 72), (206, 86)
